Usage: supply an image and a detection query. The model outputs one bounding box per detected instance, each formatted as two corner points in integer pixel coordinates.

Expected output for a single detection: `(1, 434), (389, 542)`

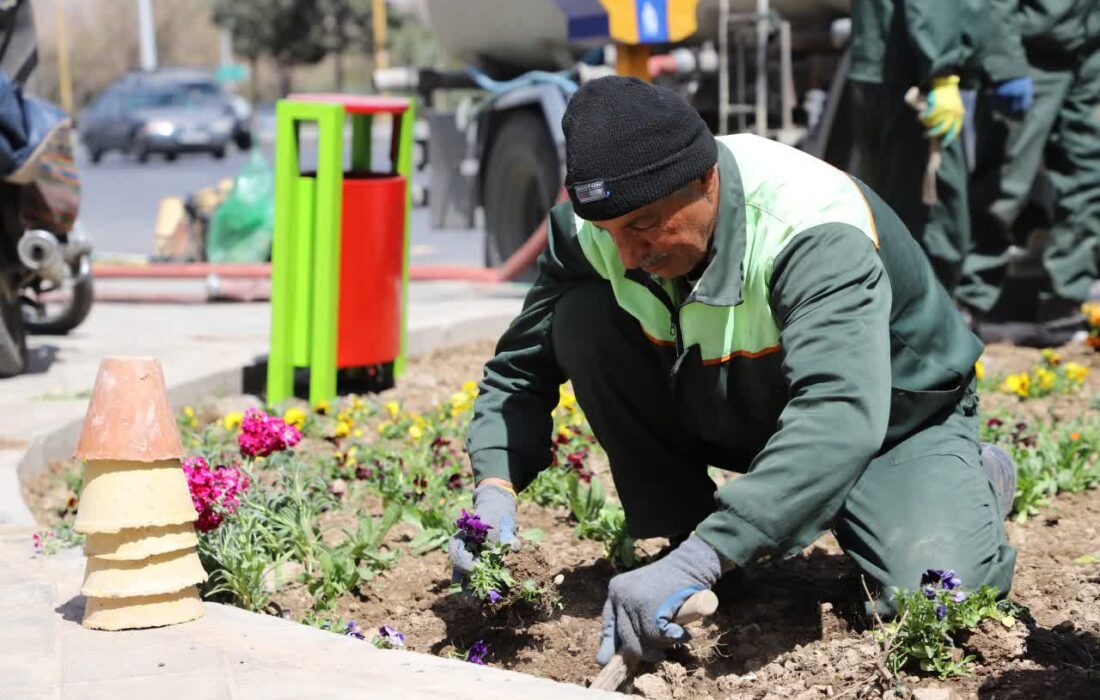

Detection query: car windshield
(124, 82), (222, 110)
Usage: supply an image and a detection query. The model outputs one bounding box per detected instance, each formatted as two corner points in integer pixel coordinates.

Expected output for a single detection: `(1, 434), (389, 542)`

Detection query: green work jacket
(466, 134), (983, 568)
(1014, 0), (1100, 56)
(849, 0), (985, 85)
(978, 0), (1099, 82)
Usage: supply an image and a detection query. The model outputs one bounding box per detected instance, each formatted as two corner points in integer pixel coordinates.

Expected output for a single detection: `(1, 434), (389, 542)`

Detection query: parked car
(78, 70), (252, 163)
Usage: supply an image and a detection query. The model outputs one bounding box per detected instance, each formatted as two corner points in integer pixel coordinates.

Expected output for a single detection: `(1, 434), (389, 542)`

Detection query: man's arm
(903, 0), (981, 83)
(695, 224), (892, 566)
(465, 204), (596, 491)
(980, 0), (1029, 84)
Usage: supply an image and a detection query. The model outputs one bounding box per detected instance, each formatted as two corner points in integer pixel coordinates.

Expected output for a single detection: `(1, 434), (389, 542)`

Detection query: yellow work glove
(918, 75), (965, 146)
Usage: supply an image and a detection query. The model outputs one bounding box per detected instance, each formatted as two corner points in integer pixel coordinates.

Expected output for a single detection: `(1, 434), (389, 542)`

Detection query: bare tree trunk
(334, 50), (345, 92)
(248, 56), (260, 102)
(277, 61), (293, 98)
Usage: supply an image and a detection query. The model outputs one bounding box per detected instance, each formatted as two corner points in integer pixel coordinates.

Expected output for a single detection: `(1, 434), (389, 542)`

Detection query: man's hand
(448, 481), (517, 580)
(991, 76), (1034, 116)
(597, 535), (723, 665)
(919, 75), (965, 146)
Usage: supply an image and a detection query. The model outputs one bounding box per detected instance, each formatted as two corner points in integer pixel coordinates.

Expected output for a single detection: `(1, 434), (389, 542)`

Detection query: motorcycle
(0, 0), (92, 378)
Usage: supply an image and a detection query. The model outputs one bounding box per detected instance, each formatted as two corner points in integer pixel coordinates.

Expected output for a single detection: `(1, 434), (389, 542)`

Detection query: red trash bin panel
(336, 174), (406, 368)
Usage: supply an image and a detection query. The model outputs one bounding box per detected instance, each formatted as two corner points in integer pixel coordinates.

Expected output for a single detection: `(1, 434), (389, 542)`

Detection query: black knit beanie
(562, 76), (717, 221)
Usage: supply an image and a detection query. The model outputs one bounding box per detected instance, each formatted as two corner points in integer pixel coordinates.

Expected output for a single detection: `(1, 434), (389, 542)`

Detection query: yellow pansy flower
(462, 380), (479, 398)
(407, 424), (423, 441)
(350, 395), (366, 410)
(283, 407), (306, 428)
(974, 360), (985, 381)
(223, 411), (244, 431)
(385, 401), (400, 418)
(313, 400), (329, 415)
(1064, 362), (1090, 384)
(1002, 373), (1030, 398)
(1036, 367), (1056, 391)
(334, 421), (351, 439)
(1041, 348), (1062, 366)
(558, 385), (577, 412)
(558, 425), (574, 441)
(450, 392), (472, 417)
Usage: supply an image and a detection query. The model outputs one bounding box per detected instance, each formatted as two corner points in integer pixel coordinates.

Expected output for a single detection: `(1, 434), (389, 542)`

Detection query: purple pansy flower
(455, 509), (492, 547)
(466, 639), (490, 665)
(952, 590), (967, 603)
(344, 620), (366, 640)
(940, 570), (961, 590)
(935, 603), (948, 620)
(487, 589), (502, 604)
(378, 624), (406, 647)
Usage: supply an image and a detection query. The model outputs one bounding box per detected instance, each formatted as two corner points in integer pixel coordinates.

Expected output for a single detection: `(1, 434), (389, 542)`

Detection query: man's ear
(700, 165), (719, 199)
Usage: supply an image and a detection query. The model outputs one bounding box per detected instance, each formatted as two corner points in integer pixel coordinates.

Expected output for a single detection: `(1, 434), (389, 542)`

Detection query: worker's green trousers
(959, 49), (1100, 310)
(849, 81), (971, 296)
(551, 283), (1016, 606)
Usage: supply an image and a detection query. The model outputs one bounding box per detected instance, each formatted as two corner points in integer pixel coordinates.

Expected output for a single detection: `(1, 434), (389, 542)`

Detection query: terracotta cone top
(75, 357), (184, 462)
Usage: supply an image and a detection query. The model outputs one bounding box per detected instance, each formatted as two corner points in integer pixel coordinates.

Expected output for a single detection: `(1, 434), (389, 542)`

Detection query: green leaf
(520, 528), (544, 543)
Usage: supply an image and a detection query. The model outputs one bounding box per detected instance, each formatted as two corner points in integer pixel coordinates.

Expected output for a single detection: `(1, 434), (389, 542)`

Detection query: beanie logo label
(574, 180), (610, 204)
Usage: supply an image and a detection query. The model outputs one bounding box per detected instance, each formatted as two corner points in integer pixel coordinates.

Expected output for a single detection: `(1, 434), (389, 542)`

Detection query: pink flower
(238, 408), (302, 458)
(182, 456), (251, 532)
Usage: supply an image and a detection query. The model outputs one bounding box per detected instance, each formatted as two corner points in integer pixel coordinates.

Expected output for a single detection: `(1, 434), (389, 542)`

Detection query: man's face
(593, 167), (719, 279)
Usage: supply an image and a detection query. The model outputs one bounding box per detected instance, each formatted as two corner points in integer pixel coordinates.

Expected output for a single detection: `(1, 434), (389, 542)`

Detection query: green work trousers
(960, 48), (1100, 310)
(551, 282), (1016, 604)
(849, 81), (971, 295)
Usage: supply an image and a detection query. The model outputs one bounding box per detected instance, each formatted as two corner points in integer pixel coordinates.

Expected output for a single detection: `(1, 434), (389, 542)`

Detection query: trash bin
(337, 173), (405, 367)
(267, 94), (415, 405)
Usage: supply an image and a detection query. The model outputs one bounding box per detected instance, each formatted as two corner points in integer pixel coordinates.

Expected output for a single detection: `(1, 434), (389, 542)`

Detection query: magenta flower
(455, 509), (491, 547)
(466, 639), (489, 665)
(238, 408), (302, 458)
(182, 456), (250, 531)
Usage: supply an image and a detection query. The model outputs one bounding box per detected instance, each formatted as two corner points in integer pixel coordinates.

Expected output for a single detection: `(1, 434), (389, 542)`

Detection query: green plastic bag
(206, 151), (275, 263)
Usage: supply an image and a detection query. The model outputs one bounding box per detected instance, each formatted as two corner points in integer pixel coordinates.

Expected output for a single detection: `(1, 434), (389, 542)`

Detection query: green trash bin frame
(267, 94), (416, 406)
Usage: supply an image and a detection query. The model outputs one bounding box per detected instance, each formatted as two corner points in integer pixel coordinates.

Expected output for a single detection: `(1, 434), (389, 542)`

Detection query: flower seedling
(373, 624), (407, 649)
(239, 408), (303, 458)
(998, 350), (1090, 399)
(465, 639), (489, 665)
(182, 456), (251, 532)
(877, 569), (1020, 679)
(568, 477), (637, 568)
(451, 511), (560, 614)
(31, 524), (84, 556)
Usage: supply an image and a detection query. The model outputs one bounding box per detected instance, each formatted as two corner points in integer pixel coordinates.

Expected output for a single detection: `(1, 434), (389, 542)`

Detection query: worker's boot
(980, 442), (1017, 518)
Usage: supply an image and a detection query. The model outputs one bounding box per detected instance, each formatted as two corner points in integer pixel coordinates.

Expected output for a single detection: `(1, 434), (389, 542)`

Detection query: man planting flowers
(453, 77), (1018, 667)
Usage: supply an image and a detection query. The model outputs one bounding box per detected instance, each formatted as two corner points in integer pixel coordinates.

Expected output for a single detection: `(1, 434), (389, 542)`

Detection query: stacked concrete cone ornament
(72, 357), (207, 630)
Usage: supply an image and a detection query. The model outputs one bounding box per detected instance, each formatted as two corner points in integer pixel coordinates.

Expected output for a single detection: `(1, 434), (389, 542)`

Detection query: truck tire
(483, 111), (559, 281)
(0, 272), (27, 377)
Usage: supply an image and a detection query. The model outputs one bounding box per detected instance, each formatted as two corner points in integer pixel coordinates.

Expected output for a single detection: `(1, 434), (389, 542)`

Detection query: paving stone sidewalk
(0, 526), (616, 699)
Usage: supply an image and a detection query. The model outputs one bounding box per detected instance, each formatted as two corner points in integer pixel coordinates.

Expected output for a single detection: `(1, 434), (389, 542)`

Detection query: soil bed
(25, 340), (1100, 698)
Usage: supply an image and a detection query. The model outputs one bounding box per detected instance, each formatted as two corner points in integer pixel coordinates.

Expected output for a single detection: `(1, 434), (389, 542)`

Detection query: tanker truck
(385, 0), (854, 277)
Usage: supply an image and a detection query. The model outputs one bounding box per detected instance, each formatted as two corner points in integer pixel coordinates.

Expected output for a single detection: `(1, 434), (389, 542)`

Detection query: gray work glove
(448, 482), (517, 580)
(597, 535), (723, 665)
